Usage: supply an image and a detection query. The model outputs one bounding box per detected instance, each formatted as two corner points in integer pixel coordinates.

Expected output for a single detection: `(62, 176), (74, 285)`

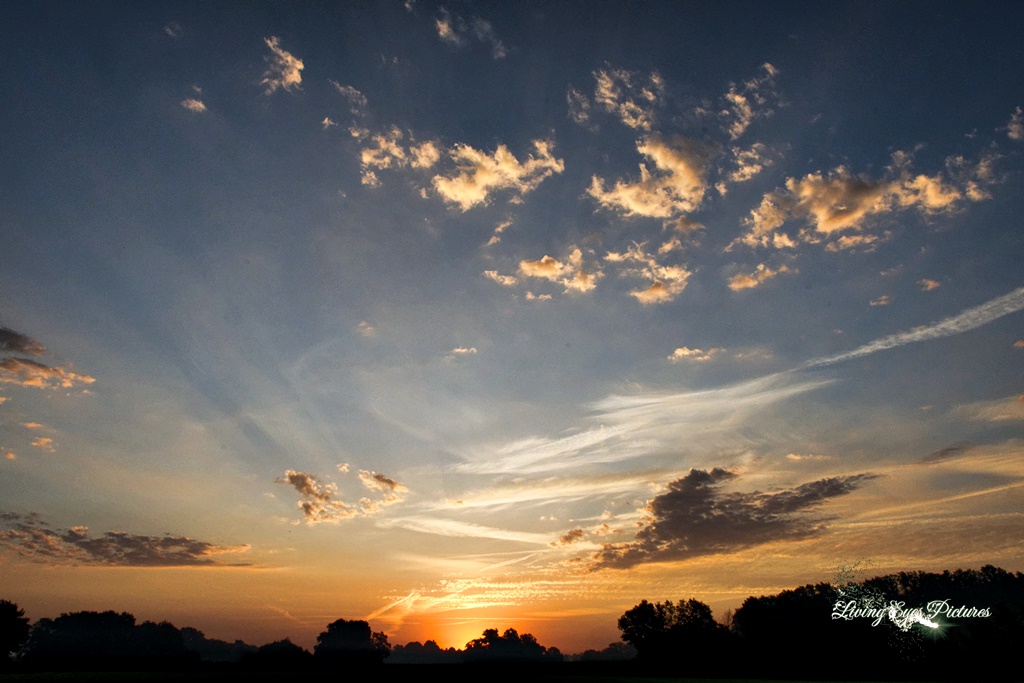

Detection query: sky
(1, 0), (1023, 654)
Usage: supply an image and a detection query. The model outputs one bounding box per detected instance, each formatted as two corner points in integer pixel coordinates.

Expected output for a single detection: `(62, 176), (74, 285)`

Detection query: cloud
(588, 136), (711, 221)
(357, 470), (408, 513)
(377, 516), (552, 546)
(590, 468), (877, 569)
(458, 372), (828, 476)
(356, 321), (376, 337)
(261, 36), (303, 95)
(277, 470), (356, 524)
(518, 247), (602, 294)
(30, 437), (54, 452)
(592, 68), (663, 130)
(0, 328), (46, 355)
(0, 357), (96, 389)
(1016, 340), (1024, 348)
(484, 270), (518, 286)
(667, 347), (723, 363)
(434, 8), (507, 58)
(446, 347), (478, 359)
(918, 278), (941, 291)
(803, 285), (1024, 368)
(734, 150), (995, 250)
(0, 512), (250, 567)
(551, 528), (586, 547)
(786, 453), (831, 462)
(719, 63), (778, 140)
(1007, 106), (1023, 141)
(604, 241), (691, 304)
(870, 294), (893, 306)
(955, 394), (1024, 422)
(358, 129), (442, 186)
(278, 468), (407, 523)
(727, 263), (791, 291)
(180, 98), (206, 112)
(322, 117), (337, 129)
(432, 140), (564, 211)
(718, 143), (772, 193)
(329, 81), (367, 115)
(567, 86), (592, 127)
(919, 445), (970, 465)
(163, 22), (181, 38)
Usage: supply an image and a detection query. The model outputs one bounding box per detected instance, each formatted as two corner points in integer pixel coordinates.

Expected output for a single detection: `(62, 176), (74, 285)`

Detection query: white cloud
(518, 247), (602, 294)
(432, 140), (564, 211)
(567, 86), (592, 127)
(592, 68), (663, 130)
(667, 346), (723, 363)
(719, 63), (778, 140)
(605, 241), (691, 304)
(446, 347), (478, 359)
(589, 136), (711, 221)
(727, 263), (791, 291)
(870, 295), (893, 307)
(483, 270), (518, 286)
(329, 81), (367, 115)
(434, 8), (507, 58)
(180, 98), (206, 113)
(358, 128), (441, 186)
(356, 321), (376, 337)
(261, 36), (303, 95)
(803, 285), (1024, 368)
(1007, 106), (1023, 141)
(918, 278), (941, 291)
(734, 150), (995, 250)
(321, 117), (337, 129)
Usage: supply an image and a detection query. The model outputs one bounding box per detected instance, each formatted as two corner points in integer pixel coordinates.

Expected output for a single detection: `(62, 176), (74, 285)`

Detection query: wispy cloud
(261, 36), (303, 94)
(378, 516), (552, 546)
(728, 263), (791, 291)
(432, 140), (563, 211)
(180, 98), (206, 113)
(803, 286), (1024, 368)
(434, 8), (507, 58)
(954, 394), (1024, 422)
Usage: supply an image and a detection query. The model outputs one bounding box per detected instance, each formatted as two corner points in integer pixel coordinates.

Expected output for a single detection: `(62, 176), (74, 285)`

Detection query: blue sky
(1, 1), (1022, 651)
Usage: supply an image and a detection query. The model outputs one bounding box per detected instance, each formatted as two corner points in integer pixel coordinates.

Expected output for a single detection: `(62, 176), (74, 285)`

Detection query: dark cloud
(591, 468), (877, 569)
(278, 469), (407, 522)
(0, 328), (46, 356)
(0, 512), (250, 567)
(277, 470), (355, 524)
(919, 445), (971, 464)
(551, 528), (586, 547)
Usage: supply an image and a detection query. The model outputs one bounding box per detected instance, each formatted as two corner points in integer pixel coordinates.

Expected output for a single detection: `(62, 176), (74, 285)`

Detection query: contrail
(802, 286), (1024, 369)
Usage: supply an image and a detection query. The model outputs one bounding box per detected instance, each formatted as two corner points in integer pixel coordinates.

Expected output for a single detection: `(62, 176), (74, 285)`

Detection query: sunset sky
(1, 1), (1023, 654)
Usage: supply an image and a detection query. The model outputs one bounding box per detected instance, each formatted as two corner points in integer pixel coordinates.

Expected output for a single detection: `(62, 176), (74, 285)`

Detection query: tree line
(2, 565), (1022, 679)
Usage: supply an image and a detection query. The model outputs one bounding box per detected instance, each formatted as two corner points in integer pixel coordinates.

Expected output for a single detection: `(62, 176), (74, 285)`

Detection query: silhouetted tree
(575, 641), (637, 661)
(462, 627), (562, 662)
(178, 626), (256, 663)
(0, 600), (30, 664)
(389, 639), (461, 664)
(314, 618), (389, 666)
(21, 611), (196, 669)
(242, 638), (312, 670)
(617, 598), (730, 670)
